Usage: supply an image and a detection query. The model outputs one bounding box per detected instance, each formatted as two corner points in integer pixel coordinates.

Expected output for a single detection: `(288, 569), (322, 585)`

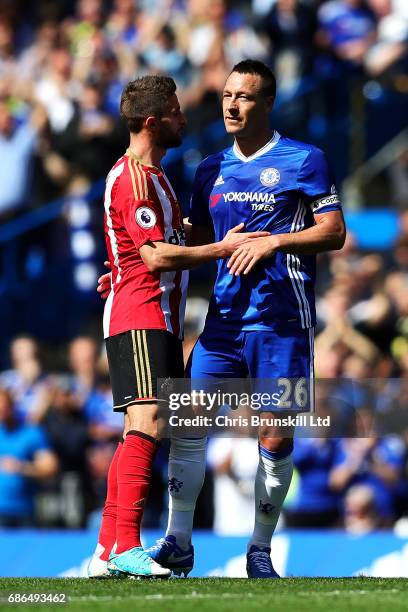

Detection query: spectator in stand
(104, 0), (140, 51)
(0, 98), (47, 219)
(17, 21), (61, 84)
(68, 336), (122, 441)
(63, 0), (105, 81)
(40, 375), (92, 527)
(0, 336), (49, 423)
(34, 46), (76, 136)
(69, 336), (99, 401)
(141, 24), (192, 87)
(286, 437), (340, 528)
(329, 436), (405, 525)
(317, 0), (377, 68)
(207, 436), (259, 535)
(0, 387), (58, 527)
(343, 484), (382, 533)
(90, 49), (125, 118)
(365, 0), (408, 76)
(103, 0), (148, 81)
(263, 0), (317, 82)
(315, 286), (381, 368)
(327, 284), (391, 359)
(186, 0), (228, 71)
(342, 255), (395, 356)
(51, 80), (117, 182)
(182, 0), (268, 127)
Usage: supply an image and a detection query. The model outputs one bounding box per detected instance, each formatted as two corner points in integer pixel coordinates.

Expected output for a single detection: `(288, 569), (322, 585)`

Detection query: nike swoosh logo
(167, 552), (191, 563)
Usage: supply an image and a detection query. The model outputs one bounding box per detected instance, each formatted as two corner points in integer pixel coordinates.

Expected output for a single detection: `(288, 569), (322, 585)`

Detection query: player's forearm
(274, 223), (345, 255)
(146, 241), (228, 272)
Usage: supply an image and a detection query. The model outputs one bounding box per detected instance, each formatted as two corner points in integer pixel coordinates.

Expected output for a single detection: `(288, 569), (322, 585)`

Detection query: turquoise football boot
(108, 546), (171, 578)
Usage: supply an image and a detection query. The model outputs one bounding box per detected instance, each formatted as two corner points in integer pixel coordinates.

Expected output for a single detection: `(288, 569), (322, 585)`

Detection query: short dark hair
(120, 76), (177, 133)
(230, 60), (276, 99)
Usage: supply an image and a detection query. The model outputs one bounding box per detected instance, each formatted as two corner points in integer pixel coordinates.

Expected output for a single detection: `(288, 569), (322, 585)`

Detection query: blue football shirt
(189, 132), (342, 331)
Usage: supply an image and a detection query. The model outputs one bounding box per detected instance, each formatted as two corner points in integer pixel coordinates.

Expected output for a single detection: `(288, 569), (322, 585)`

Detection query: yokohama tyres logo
(210, 192), (276, 207)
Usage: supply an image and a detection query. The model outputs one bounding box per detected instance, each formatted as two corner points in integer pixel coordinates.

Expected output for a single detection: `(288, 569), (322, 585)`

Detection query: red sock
(116, 431), (157, 554)
(97, 440), (123, 561)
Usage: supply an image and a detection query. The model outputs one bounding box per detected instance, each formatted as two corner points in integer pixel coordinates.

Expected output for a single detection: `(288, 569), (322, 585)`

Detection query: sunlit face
(10, 337), (37, 366)
(222, 72), (274, 139)
(69, 338), (97, 373)
(156, 93), (186, 149)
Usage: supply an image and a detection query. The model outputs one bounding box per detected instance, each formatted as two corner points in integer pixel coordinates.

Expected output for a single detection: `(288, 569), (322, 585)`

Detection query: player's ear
(265, 96), (274, 112)
(145, 116), (157, 131)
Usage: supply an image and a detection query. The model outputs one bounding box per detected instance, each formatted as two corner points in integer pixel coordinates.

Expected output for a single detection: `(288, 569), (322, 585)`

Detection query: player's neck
(234, 130), (274, 159)
(127, 134), (164, 170)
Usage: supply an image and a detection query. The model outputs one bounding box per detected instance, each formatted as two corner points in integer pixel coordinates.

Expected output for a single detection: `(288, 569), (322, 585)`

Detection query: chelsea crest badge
(260, 167), (280, 187)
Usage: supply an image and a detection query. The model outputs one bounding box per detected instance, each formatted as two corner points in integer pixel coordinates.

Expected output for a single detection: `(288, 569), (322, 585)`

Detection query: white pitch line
(279, 589), (401, 596)
(69, 593), (252, 602)
(67, 589), (401, 603)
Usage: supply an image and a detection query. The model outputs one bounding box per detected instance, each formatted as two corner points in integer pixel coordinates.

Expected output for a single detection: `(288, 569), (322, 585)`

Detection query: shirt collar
(232, 131), (281, 163)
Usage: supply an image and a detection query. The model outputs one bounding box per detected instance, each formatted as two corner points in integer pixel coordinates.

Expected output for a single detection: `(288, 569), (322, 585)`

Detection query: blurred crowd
(0, 331), (214, 530)
(0, 0), (407, 534)
(0, 335), (122, 527)
(209, 216), (408, 536)
(0, 0), (406, 219)
(2, 211), (408, 534)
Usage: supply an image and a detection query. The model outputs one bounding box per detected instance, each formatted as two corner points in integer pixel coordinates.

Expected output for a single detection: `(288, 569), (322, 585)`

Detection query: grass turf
(1, 578), (407, 612)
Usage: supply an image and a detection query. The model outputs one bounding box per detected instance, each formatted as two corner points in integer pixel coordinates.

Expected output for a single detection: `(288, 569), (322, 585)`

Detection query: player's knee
(259, 435), (293, 454)
(170, 436), (207, 457)
(126, 402), (159, 436)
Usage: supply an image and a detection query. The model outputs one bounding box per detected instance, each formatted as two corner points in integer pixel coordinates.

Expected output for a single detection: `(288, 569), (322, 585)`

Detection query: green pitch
(1, 578), (407, 611)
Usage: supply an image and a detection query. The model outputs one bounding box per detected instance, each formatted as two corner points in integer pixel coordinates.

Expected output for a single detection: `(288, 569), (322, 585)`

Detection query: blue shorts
(187, 326), (315, 412)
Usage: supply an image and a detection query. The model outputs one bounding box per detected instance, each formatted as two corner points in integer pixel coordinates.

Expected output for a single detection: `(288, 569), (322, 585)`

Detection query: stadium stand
(0, 0), (407, 538)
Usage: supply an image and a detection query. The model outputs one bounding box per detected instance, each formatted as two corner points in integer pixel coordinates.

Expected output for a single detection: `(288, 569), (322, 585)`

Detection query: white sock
(166, 437), (207, 549)
(248, 444), (293, 551)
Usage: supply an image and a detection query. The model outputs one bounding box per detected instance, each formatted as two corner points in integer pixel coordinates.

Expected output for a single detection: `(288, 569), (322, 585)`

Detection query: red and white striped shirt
(103, 149), (188, 340)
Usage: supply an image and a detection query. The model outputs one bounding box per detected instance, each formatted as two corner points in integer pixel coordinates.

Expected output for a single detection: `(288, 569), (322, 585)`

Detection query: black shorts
(106, 329), (184, 411)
